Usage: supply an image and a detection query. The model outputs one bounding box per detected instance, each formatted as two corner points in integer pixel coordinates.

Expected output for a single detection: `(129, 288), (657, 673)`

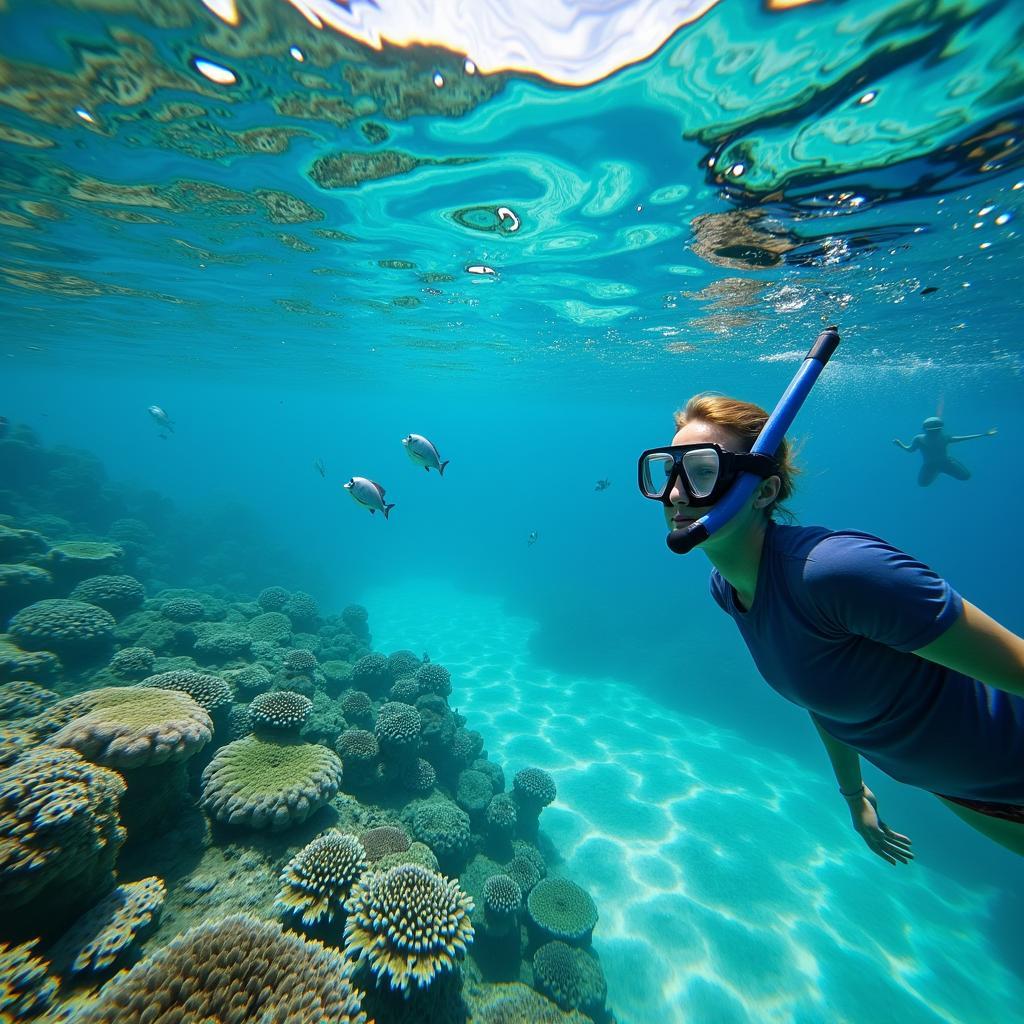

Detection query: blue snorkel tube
(667, 325), (841, 555)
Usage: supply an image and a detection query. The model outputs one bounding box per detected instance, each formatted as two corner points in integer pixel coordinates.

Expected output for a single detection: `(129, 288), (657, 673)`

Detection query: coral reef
(375, 701), (421, 756)
(0, 679), (56, 719)
(159, 597), (204, 623)
(0, 636), (59, 684)
(7, 598), (115, 663)
(109, 645), (155, 679)
(200, 733), (343, 831)
(141, 669), (232, 717)
(74, 914), (369, 1023)
(416, 661), (453, 697)
(340, 688), (374, 724)
(526, 879), (598, 946)
(256, 585), (290, 611)
(351, 652), (391, 695)
(44, 540), (123, 585)
(410, 799), (473, 869)
(387, 650), (422, 679)
(401, 756), (437, 795)
(0, 939), (58, 1019)
(359, 824), (411, 863)
(464, 981), (593, 1023)
(0, 747), (125, 926)
(276, 829), (367, 928)
(457, 769), (494, 816)
(249, 689), (312, 732)
(532, 941), (608, 1017)
(247, 610), (292, 644)
(69, 574), (145, 617)
(0, 562), (51, 619)
(283, 590), (319, 628)
(483, 874), (522, 937)
(45, 687), (213, 768)
(283, 647), (317, 675)
(50, 876), (166, 976)
(344, 864), (474, 991)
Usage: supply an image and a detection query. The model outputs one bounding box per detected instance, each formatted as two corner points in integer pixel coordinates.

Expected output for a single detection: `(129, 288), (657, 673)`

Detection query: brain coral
(109, 645), (155, 679)
(69, 575), (145, 617)
(0, 940), (58, 1019)
(7, 599), (115, 659)
(0, 746), (125, 910)
(532, 941), (607, 1015)
(283, 648), (318, 674)
(513, 767), (557, 811)
(276, 829), (368, 927)
(50, 876), (166, 976)
(200, 734), (343, 831)
(160, 597), (204, 623)
(411, 800), (472, 863)
(526, 879), (598, 945)
(74, 914), (369, 1024)
(257, 586), (290, 611)
(0, 679), (56, 719)
(374, 701), (421, 754)
(45, 687), (213, 769)
(359, 824), (411, 862)
(142, 669), (233, 715)
(250, 690), (313, 731)
(247, 611), (292, 643)
(415, 661), (452, 697)
(343, 864), (474, 991)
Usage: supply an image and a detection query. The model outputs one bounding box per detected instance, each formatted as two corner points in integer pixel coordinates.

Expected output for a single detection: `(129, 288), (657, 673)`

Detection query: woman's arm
(949, 428), (997, 443)
(811, 716), (864, 793)
(914, 600), (1024, 698)
(892, 437), (916, 451)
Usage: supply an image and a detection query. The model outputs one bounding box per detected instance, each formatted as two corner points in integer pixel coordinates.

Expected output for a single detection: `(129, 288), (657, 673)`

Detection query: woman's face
(662, 419), (745, 532)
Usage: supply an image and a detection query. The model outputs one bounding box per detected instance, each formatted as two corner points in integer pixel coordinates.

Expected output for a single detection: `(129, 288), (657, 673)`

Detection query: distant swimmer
(343, 476), (395, 519)
(594, 479), (611, 491)
(401, 433), (449, 475)
(893, 416), (997, 487)
(527, 531), (538, 546)
(147, 405), (174, 433)
(314, 457), (326, 478)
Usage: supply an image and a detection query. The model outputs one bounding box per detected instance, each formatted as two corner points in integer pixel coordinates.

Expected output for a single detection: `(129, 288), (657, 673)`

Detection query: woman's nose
(668, 476), (689, 506)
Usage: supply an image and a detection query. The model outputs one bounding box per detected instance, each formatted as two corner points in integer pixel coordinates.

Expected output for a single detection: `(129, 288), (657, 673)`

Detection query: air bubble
(191, 57), (238, 85)
(433, 72), (445, 88)
(857, 91), (878, 105)
(74, 107), (96, 123)
(290, 46), (304, 62)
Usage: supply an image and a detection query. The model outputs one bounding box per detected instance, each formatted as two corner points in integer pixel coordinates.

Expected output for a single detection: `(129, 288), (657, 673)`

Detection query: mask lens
(641, 453), (675, 499)
(682, 448), (721, 500)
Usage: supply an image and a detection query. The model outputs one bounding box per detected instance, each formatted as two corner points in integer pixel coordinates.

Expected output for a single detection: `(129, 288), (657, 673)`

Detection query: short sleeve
(802, 533), (963, 652)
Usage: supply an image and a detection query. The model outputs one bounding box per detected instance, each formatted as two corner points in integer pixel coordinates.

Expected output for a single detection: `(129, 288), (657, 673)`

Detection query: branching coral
(74, 914), (369, 1023)
(343, 864), (474, 991)
(415, 661), (452, 697)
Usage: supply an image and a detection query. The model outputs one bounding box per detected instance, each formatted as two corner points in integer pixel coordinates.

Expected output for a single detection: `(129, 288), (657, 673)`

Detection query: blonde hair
(674, 393), (798, 517)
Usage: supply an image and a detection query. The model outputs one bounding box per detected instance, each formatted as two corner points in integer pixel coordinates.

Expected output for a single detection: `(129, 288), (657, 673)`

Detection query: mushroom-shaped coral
(0, 747), (125, 915)
(359, 824), (411, 863)
(374, 701), (421, 756)
(200, 733), (343, 831)
(109, 645), (155, 680)
(0, 940), (58, 1018)
(505, 852), (543, 896)
(343, 864), (474, 992)
(7, 599), (115, 663)
(0, 679), (56, 719)
(340, 688), (373, 723)
(532, 941), (607, 1015)
(257, 586), (290, 611)
(526, 879), (598, 946)
(159, 596), (204, 623)
(276, 829), (368, 928)
(44, 686), (213, 768)
(415, 661), (452, 697)
(74, 914), (369, 1024)
(69, 575), (145, 618)
(485, 792), (518, 840)
(283, 648), (318, 675)
(411, 799), (472, 867)
(142, 669), (233, 716)
(49, 876), (166, 976)
(247, 610), (292, 643)
(401, 757), (437, 794)
(513, 767), (557, 814)
(46, 541), (123, 585)
(250, 689), (313, 732)
(351, 652), (390, 695)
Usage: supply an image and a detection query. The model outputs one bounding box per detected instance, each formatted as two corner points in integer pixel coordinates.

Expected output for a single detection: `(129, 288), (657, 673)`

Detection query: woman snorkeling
(893, 416), (997, 487)
(639, 393), (1024, 863)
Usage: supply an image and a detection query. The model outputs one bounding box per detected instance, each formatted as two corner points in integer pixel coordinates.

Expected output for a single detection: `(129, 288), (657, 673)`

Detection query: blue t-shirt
(710, 522), (1024, 802)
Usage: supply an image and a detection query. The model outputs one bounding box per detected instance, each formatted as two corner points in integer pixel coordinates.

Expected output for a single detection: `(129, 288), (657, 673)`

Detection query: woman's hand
(986, 428), (998, 437)
(846, 786), (914, 865)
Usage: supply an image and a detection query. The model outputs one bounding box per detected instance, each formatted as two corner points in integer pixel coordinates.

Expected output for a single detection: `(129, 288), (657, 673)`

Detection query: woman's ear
(753, 476), (782, 509)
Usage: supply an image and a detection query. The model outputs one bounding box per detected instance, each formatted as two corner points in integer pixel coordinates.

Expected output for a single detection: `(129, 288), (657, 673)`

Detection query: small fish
(401, 433), (449, 475)
(594, 479), (611, 491)
(314, 458), (326, 478)
(148, 405), (174, 432)
(920, 286), (938, 296)
(344, 476), (395, 519)
(528, 530), (539, 546)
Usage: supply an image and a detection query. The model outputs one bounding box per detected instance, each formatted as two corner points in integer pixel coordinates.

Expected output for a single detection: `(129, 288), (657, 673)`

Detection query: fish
(401, 433), (449, 475)
(343, 476), (395, 519)
(920, 286), (938, 296)
(528, 530), (538, 546)
(594, 479), (611, 491)
(314, 458), (326, 478)
(148, 405), (174, 432)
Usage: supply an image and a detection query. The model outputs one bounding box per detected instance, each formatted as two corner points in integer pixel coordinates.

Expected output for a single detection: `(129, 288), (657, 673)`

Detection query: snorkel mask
(639, 326), (840, 554)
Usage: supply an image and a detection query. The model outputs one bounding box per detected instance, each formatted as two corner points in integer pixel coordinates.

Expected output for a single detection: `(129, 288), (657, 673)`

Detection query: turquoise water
(1, 0), (1023, 1021)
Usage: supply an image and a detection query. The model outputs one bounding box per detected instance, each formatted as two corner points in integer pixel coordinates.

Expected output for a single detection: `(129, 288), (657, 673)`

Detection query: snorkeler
(639, 393), (1024, 863)
(893, 416), (997, 486)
